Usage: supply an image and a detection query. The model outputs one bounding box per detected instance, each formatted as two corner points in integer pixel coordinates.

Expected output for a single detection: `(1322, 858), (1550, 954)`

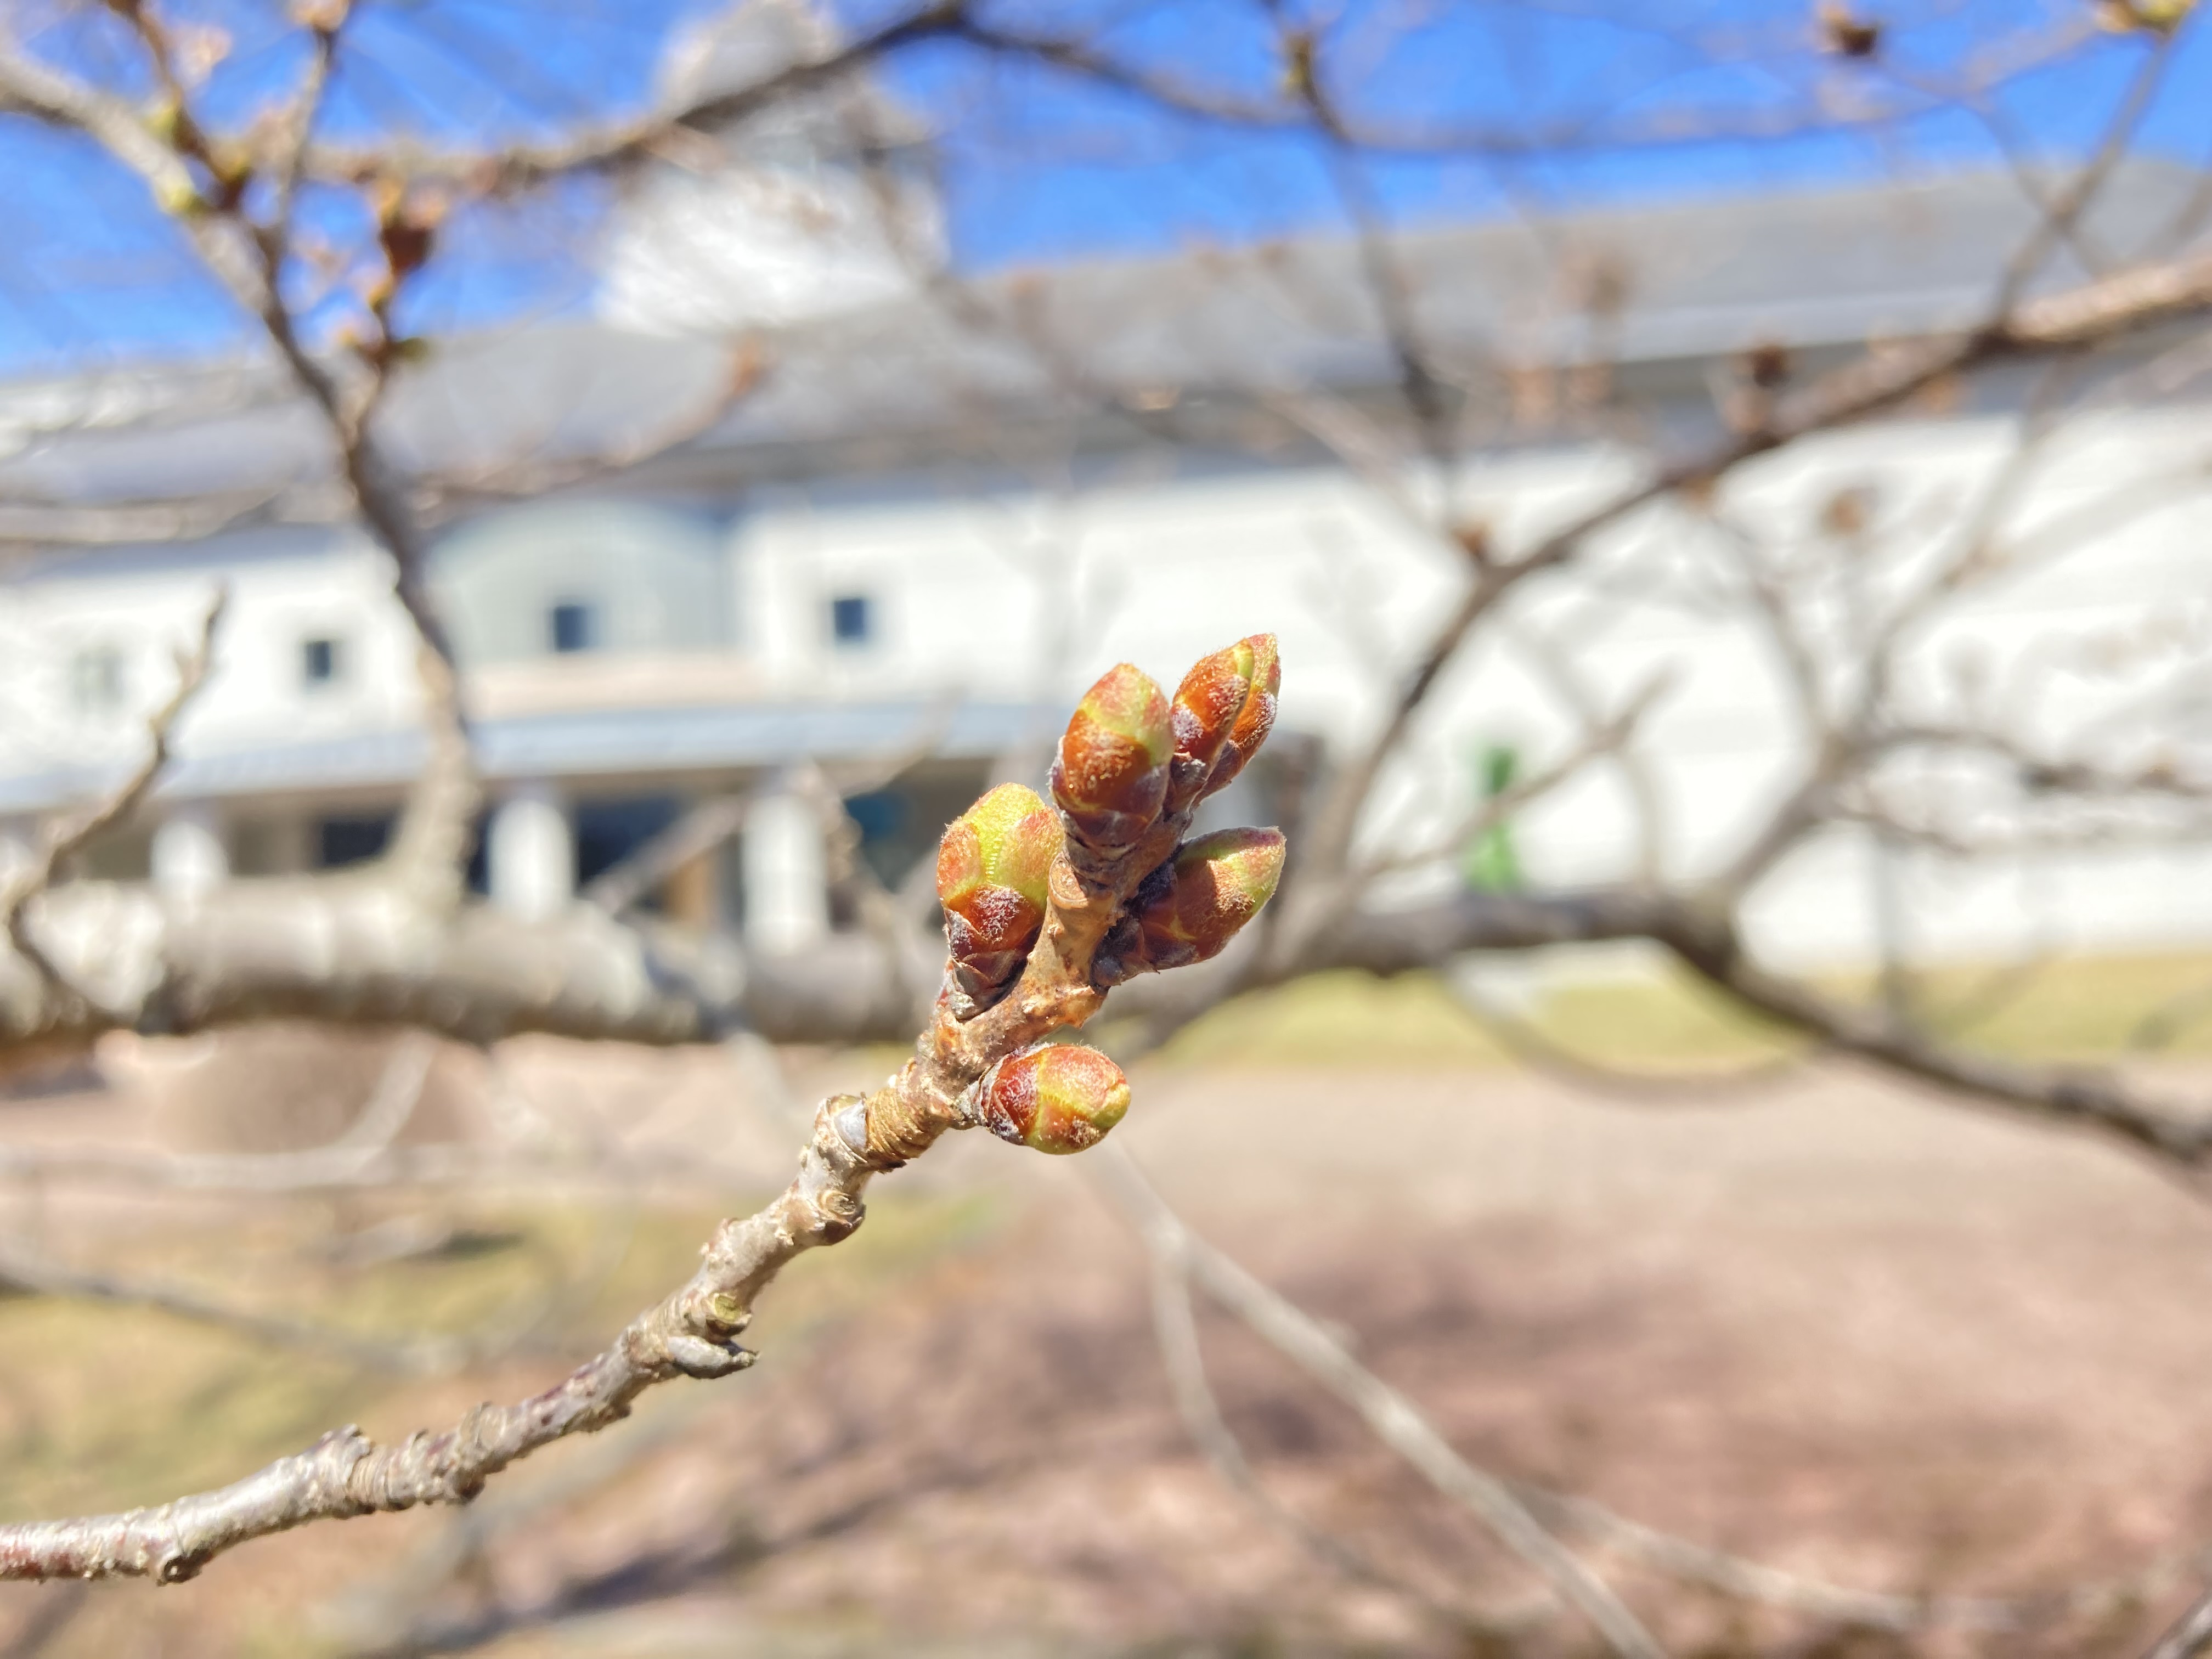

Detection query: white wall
(7, 398), (2209, 969)
(0, 534), (421, 786)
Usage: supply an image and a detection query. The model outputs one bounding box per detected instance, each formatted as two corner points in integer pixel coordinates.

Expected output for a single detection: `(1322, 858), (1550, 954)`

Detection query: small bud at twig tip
(1170, 634), (1279, 808)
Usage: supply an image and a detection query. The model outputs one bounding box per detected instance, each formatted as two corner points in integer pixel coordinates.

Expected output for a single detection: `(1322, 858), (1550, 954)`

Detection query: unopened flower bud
(1096, 827), (1286, 983)
(1051, 663), (1172, 864)
(937, 783), (1063, 1014)
(1169, 634), (1280, 809)
(976, 1045), (1131, 1155)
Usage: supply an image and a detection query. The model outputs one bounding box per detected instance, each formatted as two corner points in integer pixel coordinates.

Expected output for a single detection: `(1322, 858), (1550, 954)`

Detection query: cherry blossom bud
(976, 1045), (1132, 1155)
(937, 783), (1063, 1012)
(1169, 633), (1280, 809)
(1095, 827), (1286, 983)
(1051, 663), (1172, 861)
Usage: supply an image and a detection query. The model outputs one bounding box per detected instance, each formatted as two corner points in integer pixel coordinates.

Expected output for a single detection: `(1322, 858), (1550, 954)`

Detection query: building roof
(0, 697), (1046, 814)
(4, 160), (2207, 523)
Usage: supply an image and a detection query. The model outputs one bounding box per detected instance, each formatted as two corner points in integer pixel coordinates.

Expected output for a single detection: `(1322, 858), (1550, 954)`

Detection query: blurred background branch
(4, 0), (2212, 1652)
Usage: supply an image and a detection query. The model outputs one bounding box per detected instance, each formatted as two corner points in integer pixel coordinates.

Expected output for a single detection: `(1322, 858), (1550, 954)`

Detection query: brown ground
(5, 1037), (2212, 1658)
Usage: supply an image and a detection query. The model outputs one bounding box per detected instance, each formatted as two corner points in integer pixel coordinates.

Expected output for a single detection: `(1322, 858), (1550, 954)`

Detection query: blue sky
(1, 0), (2207, 379)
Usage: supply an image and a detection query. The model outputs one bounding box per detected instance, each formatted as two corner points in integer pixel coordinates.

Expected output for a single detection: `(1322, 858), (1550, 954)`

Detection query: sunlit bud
(1051, 663), (1172, 857)
(976, 1045), (1131, 1155)
(1169, 634), (1280, 809)
(1095, 827), (1287, 983)
(936, 783), (1063, 1011)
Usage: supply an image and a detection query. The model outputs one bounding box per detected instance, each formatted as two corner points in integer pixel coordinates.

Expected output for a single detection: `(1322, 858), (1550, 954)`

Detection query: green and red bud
(975, 1043), (1132, 1155)
(937, 782), (1063, 1013)
(1095, 826), (1287, 983)
(1051, 663), (1172, 865)
(1169, 634), (1280, 809)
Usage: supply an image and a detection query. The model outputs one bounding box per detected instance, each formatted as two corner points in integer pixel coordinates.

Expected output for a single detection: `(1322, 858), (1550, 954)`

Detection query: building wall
(433, 500), (731, 662)
(4, 400), (2209, 969)
(0, 529), (422, 790)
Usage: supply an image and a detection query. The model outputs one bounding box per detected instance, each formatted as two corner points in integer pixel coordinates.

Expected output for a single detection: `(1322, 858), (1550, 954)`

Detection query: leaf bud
(936, 783), (1063, 1014)
(1095, 827), (1286, 983)
(1169, 634), (1280, 809)
(1051, 663), (1173, 864)
(976, 1045), (1131, 1155)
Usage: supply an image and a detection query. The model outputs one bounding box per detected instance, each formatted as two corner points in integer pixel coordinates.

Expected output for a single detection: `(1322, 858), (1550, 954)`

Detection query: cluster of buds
(931, 633), (1288, 1158)
(974, 1045), (1131, 1155)
(1094, 827), (1287, 985)
(1049, 663), (1175, 881)
(935, 782), (1064, 1018)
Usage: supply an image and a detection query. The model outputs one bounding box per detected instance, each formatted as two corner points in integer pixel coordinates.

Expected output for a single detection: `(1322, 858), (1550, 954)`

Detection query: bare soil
(5, 1043), (2212, 1657)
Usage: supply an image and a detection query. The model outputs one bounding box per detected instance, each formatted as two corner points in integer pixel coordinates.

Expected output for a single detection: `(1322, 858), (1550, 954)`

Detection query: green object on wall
(1463, 741), (1523, 893)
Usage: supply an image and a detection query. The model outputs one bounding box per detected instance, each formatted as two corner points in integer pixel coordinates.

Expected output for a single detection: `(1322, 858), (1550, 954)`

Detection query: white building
(3, 161), (2210, 969)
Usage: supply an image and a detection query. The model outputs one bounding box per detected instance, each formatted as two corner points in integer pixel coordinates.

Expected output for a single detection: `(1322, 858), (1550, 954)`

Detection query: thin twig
(1144, 1228), (1545, 1640)
(0, 1234), (467, 1376)
(1109, 1143), (2205, 1644)
(1091, 1144), (1667, 1659)
(1, 592), (224, 1001)
(2147, 1584), (2212, 1659)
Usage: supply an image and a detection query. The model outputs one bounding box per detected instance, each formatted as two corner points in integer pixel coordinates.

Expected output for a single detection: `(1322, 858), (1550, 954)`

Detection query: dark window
(549, 601), (597, 654)
(574, 797), (680, 902)
(465, 811), (490, 895)
(846, 775), (986, 892)
(302, 636), (340, 686)
(830, 594), (872, 646)
(317, 815), (392, 869)
(843, 788), (911, 889)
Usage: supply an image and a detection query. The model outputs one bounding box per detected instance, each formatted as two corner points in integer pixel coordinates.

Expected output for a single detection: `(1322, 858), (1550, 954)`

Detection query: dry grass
(1153, 950), (2212, 1070)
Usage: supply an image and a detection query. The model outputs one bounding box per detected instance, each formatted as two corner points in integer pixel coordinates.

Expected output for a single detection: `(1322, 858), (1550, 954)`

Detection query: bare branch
(1654, 912), (2212, 1166)
(1354, 668), (1673, 884)
(1142, 1210), (1545, 1641)
(1, 591), (223, 1004)
(0, 492), (287, 553)
(2149, 1585), (2212, 1659)
(0, 1583), (84, 1659)
(1113, 1139), (2203, 1644)
(1221, 882), (2212, 1172)
(0, 667), (1284, 1581)
(1526, 1484), (2201, 1635)
(295, 3), (969, 189)
(1444, 967), (1809, 1105)
(1987, 29), (2177, 313)
(1091, 1145), (1666, 1659)
(1296, 227), (2212, 890)
(0, 1234), (465, 1376)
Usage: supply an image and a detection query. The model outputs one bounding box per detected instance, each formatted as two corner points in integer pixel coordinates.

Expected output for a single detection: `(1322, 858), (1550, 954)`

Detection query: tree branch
(2150, 1585), (2212, 1659)
(0, 659), (1283, 1581)
(2, 593), (223, 1007)
(1092, 1145), (1666, 1659)
(292, 2), (969, 189)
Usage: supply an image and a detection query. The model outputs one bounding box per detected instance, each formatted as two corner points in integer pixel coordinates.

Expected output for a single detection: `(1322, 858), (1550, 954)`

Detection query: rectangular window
(830, 594), (872, 647)
(549, 600), (597, 654)
(302, 636), (341, 686)
(316, 815), (392, 869)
